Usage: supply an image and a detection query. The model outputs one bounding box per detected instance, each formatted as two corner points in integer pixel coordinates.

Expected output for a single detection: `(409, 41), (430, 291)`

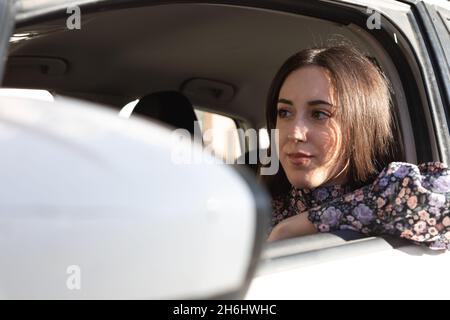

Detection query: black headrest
(132, 91), (199, 136)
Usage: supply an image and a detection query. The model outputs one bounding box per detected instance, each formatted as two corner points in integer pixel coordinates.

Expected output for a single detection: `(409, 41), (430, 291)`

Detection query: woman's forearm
(267, 211), (318, 242)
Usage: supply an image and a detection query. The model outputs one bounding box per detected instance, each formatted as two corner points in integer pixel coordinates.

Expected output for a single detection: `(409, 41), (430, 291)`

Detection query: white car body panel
(247, 237), (450, 299)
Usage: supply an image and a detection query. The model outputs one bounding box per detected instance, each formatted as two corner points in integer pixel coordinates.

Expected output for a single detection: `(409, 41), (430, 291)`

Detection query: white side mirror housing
(0, 96), (269, 299)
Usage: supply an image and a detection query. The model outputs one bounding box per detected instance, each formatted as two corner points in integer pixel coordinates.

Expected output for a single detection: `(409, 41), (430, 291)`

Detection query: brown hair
(262, 45), (395, 197)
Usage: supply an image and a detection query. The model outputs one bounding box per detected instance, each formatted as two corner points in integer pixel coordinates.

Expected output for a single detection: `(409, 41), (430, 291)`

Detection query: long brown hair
(262, 45), (395, 198)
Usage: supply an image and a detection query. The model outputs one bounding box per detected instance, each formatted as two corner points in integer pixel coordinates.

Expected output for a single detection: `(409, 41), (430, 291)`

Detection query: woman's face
(275, 66), (348, 189)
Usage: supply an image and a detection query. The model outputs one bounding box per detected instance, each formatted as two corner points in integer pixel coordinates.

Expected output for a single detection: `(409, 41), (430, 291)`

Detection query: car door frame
(413, 1), (450, 157)
(393, 0), (450, 162)
(0, 0), (16, 84)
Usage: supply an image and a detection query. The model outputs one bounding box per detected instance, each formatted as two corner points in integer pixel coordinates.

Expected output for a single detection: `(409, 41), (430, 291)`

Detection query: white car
(0, 0), (449, 299)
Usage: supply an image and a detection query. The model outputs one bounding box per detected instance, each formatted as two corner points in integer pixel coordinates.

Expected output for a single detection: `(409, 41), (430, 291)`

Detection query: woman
(263, 45), (450, 250)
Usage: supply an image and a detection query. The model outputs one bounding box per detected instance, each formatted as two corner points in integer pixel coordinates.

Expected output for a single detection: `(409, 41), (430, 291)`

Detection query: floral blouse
(271, 162), (450, 250)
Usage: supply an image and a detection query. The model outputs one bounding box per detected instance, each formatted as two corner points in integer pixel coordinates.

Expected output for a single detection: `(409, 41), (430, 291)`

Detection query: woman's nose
(287, 119), (308, 143)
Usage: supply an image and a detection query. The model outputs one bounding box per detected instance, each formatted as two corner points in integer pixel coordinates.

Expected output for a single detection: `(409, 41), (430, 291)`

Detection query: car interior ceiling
(5, 3), (411, 165)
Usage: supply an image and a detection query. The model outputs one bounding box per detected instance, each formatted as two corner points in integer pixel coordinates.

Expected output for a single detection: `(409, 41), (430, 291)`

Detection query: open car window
(194, 109), (242, 162)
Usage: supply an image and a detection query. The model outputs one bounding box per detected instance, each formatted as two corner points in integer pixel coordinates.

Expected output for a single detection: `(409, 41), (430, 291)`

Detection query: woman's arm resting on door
(267, 211), (318, 242)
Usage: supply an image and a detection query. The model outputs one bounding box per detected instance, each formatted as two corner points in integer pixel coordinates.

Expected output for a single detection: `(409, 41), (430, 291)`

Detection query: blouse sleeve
(307, 162), (450, 250)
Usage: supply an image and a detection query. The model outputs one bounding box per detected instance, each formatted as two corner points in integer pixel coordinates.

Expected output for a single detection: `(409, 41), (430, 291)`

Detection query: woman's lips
(287, 152), (313, 166)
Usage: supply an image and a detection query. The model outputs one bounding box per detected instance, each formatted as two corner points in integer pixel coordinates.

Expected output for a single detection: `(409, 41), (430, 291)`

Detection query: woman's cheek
(276, 130), (288, 159)
(316, 130), (337, 163)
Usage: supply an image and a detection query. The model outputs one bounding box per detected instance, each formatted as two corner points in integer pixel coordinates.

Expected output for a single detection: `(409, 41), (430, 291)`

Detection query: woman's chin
(288, 174), (326, 190)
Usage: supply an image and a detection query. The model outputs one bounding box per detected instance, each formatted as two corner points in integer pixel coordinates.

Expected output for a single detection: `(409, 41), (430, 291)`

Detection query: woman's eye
(277, 109), (291, 118)
(312, 110), (330, 120)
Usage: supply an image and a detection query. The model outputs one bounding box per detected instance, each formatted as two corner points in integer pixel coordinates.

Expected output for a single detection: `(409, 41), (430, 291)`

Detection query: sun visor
(181, 78), (235, 107)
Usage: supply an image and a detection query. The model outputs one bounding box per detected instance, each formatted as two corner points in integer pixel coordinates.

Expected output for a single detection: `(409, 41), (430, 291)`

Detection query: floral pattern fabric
(271, 162), (450, 250)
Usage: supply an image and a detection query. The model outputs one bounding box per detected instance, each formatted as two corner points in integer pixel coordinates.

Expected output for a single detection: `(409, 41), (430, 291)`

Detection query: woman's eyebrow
(278, 98), (334, 107)
(277, 98), (293, 105)
(308, 100), (334, 107)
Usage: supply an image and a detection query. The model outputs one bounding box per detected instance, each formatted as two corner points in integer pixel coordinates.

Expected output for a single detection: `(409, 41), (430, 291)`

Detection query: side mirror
(0, 96), (270, 299)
